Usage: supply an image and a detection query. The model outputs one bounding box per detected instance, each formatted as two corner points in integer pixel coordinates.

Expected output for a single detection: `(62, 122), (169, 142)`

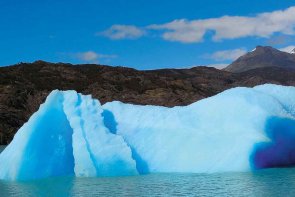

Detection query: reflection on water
(0, 168), (295, 196)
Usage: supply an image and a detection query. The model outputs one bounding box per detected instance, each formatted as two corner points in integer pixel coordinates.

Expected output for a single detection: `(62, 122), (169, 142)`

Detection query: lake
(1, 146), (295, 196)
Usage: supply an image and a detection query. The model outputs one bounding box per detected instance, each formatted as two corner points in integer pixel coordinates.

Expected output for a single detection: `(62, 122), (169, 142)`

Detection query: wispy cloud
(101, 6), (295, 43)
(98, 25), (146, 40)
(266, 35), (292, 45)
(75, 51), (117, 63)
(205, 48), (247, 62)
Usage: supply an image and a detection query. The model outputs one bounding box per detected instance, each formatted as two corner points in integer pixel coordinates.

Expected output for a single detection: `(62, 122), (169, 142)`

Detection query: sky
(1, 0), (295, 69)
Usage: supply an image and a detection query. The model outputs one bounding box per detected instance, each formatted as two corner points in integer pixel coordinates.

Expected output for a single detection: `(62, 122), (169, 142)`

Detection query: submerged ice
(1, 84), (295, 180)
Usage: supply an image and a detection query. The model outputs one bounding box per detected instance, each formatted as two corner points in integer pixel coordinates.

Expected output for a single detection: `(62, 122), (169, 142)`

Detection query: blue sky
(1, 0), (295, 69)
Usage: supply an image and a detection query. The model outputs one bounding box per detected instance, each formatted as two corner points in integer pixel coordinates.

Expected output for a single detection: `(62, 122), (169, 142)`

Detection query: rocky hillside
(1, 54), (295, 144)
(224, 46), (295, 73)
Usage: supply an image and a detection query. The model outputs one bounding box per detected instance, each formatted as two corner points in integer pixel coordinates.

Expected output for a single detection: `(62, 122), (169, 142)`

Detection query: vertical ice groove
(78, 94), (100, 175)
(78, 94), (138, 176)
(63, 91), (97, 177)
(102, 109), (149, 174)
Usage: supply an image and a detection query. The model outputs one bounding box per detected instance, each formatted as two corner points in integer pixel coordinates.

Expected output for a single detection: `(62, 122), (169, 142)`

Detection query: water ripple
(1, 168), (295, 196)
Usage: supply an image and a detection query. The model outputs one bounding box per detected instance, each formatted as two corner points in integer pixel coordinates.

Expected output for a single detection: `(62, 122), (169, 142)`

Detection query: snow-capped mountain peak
(279, 45), (295, 54)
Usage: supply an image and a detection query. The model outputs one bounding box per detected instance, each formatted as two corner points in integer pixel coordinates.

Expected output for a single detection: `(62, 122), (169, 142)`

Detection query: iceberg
(1, 84), (295, 180)
(0, 91), (137, 181)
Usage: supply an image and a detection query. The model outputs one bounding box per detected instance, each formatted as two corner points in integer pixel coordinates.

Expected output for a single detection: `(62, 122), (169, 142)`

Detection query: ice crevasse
(1, 84), (295, 180)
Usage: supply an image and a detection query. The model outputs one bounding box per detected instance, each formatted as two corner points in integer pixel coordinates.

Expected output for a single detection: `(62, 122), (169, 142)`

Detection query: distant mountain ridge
(224, 46), (295, 73)
(1, 46), (295, 144)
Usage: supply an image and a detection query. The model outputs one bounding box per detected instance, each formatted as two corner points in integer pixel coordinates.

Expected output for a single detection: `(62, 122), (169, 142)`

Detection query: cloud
(148, 20), (206, 43)
(279, 45), (295, 53)
(75, 51), (117, 63)
(266, 35), (292, 45)
(102, 6), (295, 43)
(206, 48), (247, 61)
(148, 6), (295, 43)
(98, 25), (146, 40)
(76, 51), (98, 61)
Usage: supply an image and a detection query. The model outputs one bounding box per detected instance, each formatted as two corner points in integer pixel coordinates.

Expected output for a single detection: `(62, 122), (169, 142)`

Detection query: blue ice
(1, 84), (295, 181)
(0, 91), (137, 181)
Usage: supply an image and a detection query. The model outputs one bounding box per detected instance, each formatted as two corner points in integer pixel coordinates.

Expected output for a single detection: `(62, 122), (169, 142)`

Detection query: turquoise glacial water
(0, 168), (295, 197)
(1, 146), (295, 196)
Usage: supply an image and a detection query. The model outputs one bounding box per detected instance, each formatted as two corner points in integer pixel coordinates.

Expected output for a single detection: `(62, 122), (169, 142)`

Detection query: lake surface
(0, 168), (295, 196)
(1, 146), (295, 196)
